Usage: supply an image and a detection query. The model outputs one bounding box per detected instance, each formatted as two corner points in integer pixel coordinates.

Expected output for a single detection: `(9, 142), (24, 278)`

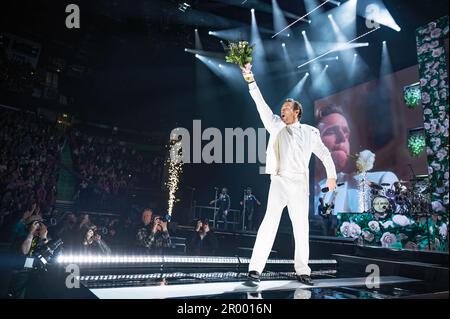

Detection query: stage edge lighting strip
(57, 254), (337, 265)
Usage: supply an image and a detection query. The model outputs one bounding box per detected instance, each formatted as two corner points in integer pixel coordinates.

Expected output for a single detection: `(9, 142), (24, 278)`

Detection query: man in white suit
(241, 68), (337, 285)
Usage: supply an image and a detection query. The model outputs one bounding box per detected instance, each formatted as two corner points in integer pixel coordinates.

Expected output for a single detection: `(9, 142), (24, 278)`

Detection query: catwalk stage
(33, 236), (448, 299)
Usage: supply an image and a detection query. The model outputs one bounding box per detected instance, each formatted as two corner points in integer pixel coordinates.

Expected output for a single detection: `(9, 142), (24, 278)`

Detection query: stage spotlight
(335, 56), (339, 60)
(282, 43), (286, 47)
(354, 53), (358, 57)
(208, 31), (212, 35)
(219, 64), (223, 68)
(287, 33), (290, 37)
(383, 41), (387, 44)
(178, 2), (191, 12)
(184, 48), (188, 52)
(325, 64), (329, 68)
(195, 54), (199, 58)
(194, 28), (198, 32)
(302, 30), (306, 35)
(306, 72), (310, 76)
(328, 14), (332, 19)
(251, 8), (255, 13)
(360, 1), (401, 32)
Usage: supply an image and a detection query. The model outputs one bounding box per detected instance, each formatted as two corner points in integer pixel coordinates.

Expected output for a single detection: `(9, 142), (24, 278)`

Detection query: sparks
(166, 136), (184, 217)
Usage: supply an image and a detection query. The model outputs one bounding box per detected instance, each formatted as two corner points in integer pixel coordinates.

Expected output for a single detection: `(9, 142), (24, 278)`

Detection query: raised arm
(242, 67), (281, 134)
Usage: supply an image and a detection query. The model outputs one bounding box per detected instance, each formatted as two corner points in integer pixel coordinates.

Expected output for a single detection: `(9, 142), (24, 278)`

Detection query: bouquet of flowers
(225, 41), (255, 81)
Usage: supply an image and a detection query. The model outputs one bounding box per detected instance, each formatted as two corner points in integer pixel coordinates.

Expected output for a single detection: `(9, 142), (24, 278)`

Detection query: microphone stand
(409, 164), (431, 251)
(242, 190), (247, 231)
(213, 188), (218, 229)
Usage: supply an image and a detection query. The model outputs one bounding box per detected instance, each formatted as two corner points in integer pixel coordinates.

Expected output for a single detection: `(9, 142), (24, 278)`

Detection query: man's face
(221, 188), (227, 194)
(280, 102), (299, 125)
(318, 113), (350, 171)
(142, 210), (153, 226)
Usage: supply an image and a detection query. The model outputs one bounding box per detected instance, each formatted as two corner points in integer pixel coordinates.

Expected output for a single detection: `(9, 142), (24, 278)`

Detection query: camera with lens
(28, 239), (64, 271)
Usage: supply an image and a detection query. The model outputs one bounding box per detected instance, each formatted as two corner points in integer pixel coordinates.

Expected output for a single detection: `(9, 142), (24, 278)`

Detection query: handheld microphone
(321, 183), (344, 193)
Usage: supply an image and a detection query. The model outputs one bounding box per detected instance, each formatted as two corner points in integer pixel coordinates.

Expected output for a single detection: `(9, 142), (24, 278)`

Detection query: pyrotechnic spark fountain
(166, 136), (184, 218)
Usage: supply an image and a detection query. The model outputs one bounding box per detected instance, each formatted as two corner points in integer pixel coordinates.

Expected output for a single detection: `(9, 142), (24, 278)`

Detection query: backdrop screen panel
(313, 65), (428, 214)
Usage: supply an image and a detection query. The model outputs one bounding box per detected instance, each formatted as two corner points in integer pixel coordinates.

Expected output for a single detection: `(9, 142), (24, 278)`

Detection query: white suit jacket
(249, 82), (337, 180)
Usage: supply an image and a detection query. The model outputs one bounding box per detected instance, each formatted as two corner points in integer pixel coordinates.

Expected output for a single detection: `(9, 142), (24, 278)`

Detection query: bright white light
(219, 64), (223, 68)
(208, 31), (212, 35)
(325, 64), (329, 68)
(194, 29), (198, 32)
(328, 14), (332, 19)
(251, 8), (255, 13)
(335, 56), (339, 60)
(282, 43), (286, 47)
(302, 30), (306, 35)
(184, 48), (188, 52)
(287, 33), (290, 37)
(306, 72), (310, 76)
(195, 54), (199, 58)
(382, 41), (387, 44)
(354, 53), (358, 57)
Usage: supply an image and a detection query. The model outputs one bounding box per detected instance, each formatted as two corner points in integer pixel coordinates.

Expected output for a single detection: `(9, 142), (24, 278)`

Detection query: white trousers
(249, 174), (311, 275)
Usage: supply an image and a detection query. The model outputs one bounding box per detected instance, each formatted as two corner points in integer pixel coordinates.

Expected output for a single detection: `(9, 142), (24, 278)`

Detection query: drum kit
(368, 175), (431, 218)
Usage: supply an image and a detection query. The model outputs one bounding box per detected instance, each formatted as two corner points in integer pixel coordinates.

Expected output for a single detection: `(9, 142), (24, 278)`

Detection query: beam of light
(251, 9), (266, 65)
(327, 0), (357, 36)
(328, 0), (341, 6)
(185, 48), (224, 58)
(272, 0), (332, 38)
(282, 43), (293, 67)
(347, 51), (369, 84)
(350, 52), (358, 77)
(312, 64), (332, 95)
(219, 40), (228, 51)
(297, 26), (379, 69)
(167, 137), (184, 217)
(195, 54), (241, 88)
(194, 28), (203, 50)
(224, 0), (309, 23)
(297, 42), (369, 69)
(302, 31), (316, 60)
(328, 15), (347, 43)
(208, 27), (249, 42)
(318, 55), (341, 62)
(284, 72), (310, 100)
(272, 0), (290, 38)
(380, 41), (393, 77)
(358, 0), (401, 32)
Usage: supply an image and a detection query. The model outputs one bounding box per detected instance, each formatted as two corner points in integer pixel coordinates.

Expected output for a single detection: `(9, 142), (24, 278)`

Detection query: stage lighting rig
(178, 2), (191, 12)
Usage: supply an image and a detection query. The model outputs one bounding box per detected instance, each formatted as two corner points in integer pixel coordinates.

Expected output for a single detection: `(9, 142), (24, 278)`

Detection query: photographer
(82, 225), (111, 254)
(7, 215), (50, 299)
(18, 215), (50, 256)
(188, 218), (218, 256)
(148, 215), (172, 250)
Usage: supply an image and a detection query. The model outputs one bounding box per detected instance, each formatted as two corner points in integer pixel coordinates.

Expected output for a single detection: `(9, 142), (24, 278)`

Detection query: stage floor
(84, 272), (441, 299)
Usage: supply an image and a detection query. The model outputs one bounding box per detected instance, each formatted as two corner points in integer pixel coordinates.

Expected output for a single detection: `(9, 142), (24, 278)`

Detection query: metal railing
(193, 205), (243, 231)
